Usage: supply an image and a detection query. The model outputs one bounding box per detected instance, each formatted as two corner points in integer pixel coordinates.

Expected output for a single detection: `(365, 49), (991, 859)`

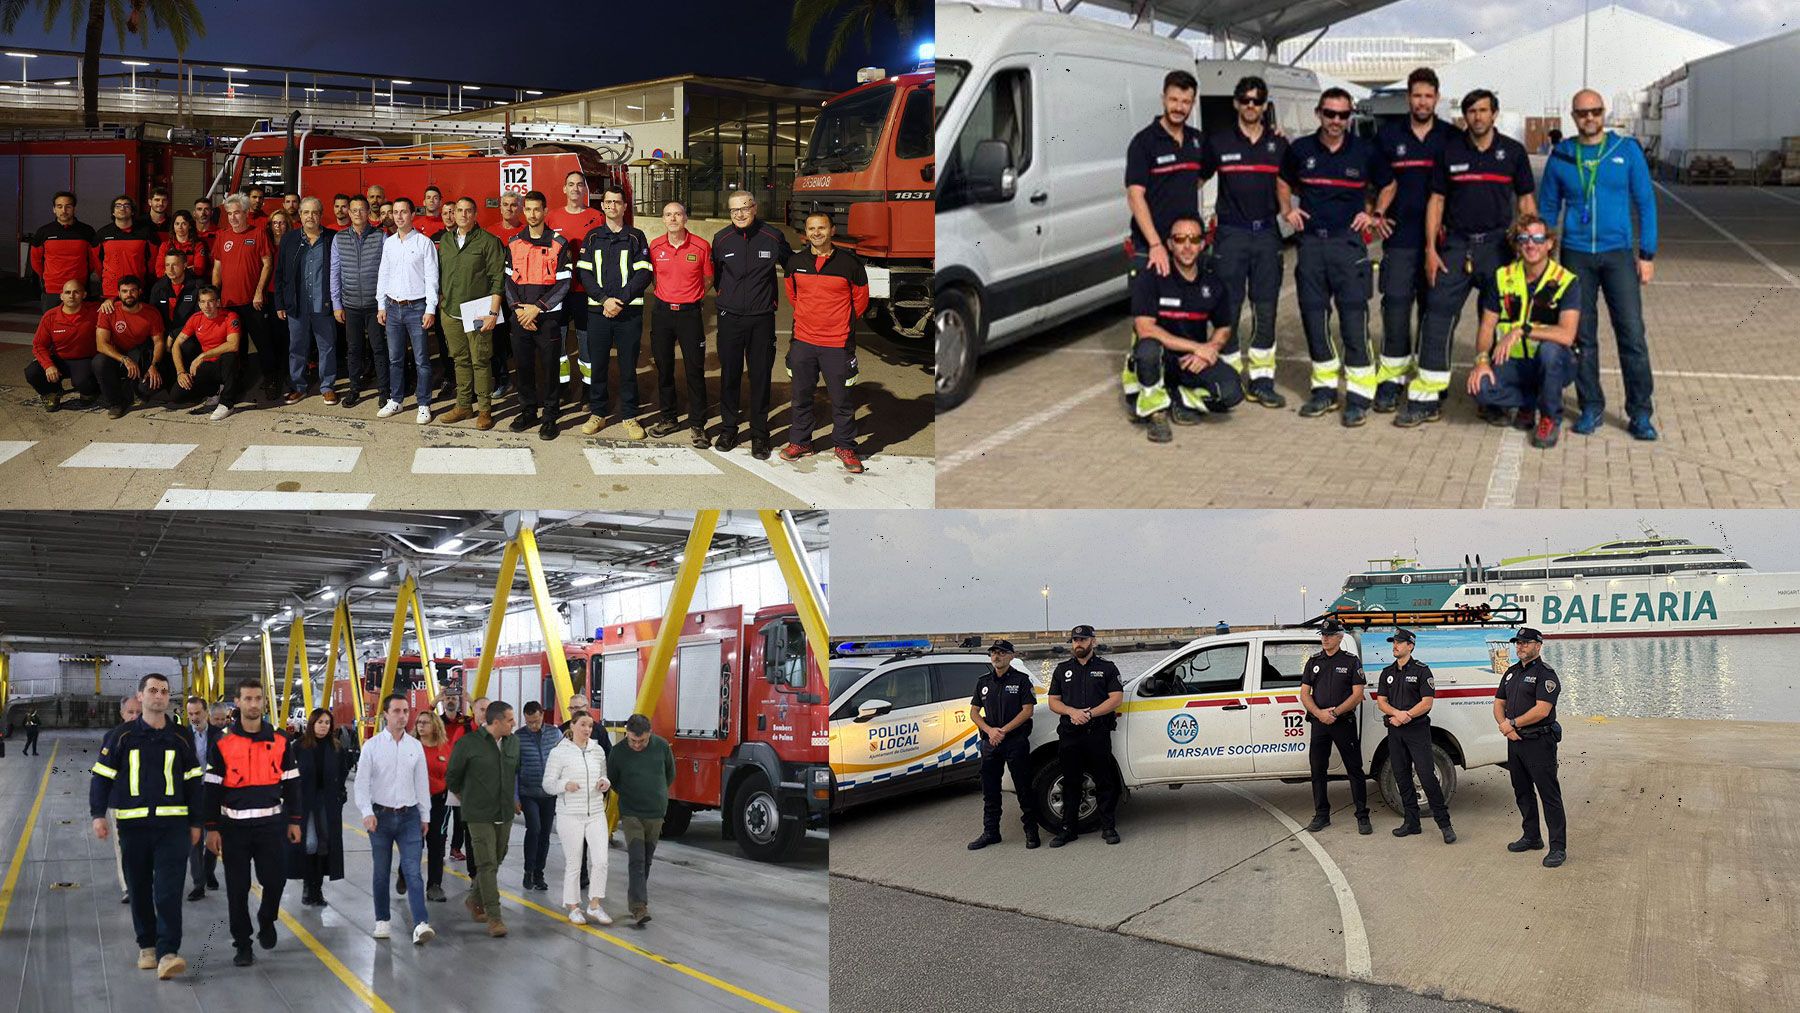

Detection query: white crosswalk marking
(155, 489), (376, 509)
(411, 447), (536, 475)
(61, 442), (197, 469)
(229, 445), (362, 472)
(583, 447), (723, 476)
(713, 450), (935, 508)
(0, 441), (36, 467)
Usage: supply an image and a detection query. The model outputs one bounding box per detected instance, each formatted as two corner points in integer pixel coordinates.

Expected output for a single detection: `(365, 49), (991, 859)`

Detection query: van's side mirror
(855, 699), (893, 722)
(967, 140), (1016, 203)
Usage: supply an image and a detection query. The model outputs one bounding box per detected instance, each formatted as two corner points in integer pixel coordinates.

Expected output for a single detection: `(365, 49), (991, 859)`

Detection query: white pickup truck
(1023, 623), (1513, 833)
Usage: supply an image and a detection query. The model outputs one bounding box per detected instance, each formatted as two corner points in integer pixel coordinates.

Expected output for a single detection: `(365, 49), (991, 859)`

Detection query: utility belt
(1515, 721), (1561, 742)
(1219, 217), (1280, 234)
(1450, 229), (1504, 245)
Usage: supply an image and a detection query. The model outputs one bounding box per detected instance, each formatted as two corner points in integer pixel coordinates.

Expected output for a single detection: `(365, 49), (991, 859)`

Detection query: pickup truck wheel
(1030, 758), (1100, 835)
(1377, 743), (1458, 814)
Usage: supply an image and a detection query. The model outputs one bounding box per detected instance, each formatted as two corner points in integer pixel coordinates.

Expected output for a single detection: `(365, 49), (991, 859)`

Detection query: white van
(935, 2), (1321, 410)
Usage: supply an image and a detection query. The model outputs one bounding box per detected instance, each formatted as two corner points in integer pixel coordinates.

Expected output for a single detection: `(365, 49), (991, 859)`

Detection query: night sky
(3, 1), (924, 94)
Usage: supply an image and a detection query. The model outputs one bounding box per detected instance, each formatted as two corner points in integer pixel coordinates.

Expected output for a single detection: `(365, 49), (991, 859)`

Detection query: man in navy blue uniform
(966, 640), (1041, 852)
(1124, 70), (1203, 278)
(1372, 68), (1459, 412)
(1494, 628), (1567, 868)
(1278, 88), (1394, 427)
(1120, 214), (1243, 443)
(1198, 75), (1289, 408)
(1408, 89), (1536, 427)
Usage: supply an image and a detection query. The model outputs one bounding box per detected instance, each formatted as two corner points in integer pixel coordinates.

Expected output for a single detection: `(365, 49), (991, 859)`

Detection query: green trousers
(467, 820), (510, 916)
(443, 313), (495, 409)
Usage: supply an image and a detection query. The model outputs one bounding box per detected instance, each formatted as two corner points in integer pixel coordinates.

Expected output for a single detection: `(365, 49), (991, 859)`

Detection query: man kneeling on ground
(1466, 213), (1581, 449)
(1121, 213), (1244, 443)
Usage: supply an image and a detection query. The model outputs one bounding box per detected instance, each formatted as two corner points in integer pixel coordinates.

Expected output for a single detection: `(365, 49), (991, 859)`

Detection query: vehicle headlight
(811, 767), (830, 785)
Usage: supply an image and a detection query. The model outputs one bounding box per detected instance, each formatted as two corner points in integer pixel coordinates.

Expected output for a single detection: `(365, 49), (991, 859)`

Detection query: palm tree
(0, 0), (205, 128)
(788, 0), (920, 73)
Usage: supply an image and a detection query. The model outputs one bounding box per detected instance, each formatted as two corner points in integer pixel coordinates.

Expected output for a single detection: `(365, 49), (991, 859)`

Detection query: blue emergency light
(835, 639), (932, 656)
(917, 41), (935, 64)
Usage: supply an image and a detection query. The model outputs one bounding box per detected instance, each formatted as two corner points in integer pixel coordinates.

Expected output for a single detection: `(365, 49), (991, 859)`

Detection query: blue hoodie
(1538, 131), (1657, 259)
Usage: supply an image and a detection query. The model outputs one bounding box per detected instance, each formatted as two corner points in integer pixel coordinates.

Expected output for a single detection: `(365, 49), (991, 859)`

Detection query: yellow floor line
(250, 881), (395, 1012)
(0, 741), (60, 931)
(350, 824), (796, 1012)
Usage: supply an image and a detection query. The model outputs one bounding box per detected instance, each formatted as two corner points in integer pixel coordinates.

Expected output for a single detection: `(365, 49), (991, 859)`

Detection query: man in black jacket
(181, 695), (223, 900)
(711, 191), (789, 458)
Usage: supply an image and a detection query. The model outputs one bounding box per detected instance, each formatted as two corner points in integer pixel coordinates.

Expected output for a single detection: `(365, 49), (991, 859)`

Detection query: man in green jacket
(437, 196), (506, 430)
(607, 713), (675, 929)
(446, 700), (520, 936)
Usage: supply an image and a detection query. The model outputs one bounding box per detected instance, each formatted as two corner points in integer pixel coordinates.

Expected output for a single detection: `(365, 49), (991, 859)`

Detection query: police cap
(1509, 627), (1544, 643)
(1068, 624), (1097, 641)
(1386, 629), (1416, 644)
(1319, 619), (1346, 636)
(987, 639), (1017, 654)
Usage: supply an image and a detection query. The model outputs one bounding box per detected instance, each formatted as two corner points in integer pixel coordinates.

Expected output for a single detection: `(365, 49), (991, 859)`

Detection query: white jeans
(556, 810), (609, 907)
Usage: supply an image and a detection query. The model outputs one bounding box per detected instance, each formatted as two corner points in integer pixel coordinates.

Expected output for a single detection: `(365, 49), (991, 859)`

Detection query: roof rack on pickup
(1298, 605), (1527, 629)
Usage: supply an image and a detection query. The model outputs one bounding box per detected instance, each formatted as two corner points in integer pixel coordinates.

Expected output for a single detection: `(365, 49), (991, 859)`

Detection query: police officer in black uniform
(1301, 619), (1372, 834)
(967, 639), (1041, 851)
(1494, 627), (1566, 867)
(1371, 629), (1454, 843)
(1047, 624), (1124, 847)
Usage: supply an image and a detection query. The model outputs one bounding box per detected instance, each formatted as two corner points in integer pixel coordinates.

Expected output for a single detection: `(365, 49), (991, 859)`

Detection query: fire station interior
(0, 509), (827, 1012)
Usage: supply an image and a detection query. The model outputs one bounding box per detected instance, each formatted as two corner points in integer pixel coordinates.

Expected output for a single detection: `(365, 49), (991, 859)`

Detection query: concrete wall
(5, 652), (183, 701)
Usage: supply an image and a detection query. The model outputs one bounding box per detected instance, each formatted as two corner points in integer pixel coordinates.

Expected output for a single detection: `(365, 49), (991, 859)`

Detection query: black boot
(1392, 820), (1422, 837)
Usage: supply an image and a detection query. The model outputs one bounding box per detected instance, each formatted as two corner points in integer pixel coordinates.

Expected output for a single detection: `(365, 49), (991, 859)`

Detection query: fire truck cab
(330, 654), (468, 735)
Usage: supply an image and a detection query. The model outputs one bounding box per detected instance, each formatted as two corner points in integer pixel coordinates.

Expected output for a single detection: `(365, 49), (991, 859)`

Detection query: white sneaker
(415, 406), (432, 424)
(412, 922), (434, 945)
(568, 908), (586, 925)
(588, 904), (612, 926)
(209, 403), (232, 421)
(377, 399), (402, 418)
(372, 920), (390, 940)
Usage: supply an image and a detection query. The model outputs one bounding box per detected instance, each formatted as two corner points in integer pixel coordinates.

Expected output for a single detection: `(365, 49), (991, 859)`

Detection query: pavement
(937, 182), (1800, 509)
(0, 730), (828, 1012)
(0, 217), (934, 510)
(828, 717), (1799, 1012)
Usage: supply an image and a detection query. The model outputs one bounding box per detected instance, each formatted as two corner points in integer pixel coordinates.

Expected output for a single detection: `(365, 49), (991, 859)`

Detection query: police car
(829, 642), (1043, 811)
(1024, 614), (1513, 833)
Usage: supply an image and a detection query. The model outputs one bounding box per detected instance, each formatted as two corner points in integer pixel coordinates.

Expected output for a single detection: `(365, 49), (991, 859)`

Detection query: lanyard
(1574, 134), (1617, 221)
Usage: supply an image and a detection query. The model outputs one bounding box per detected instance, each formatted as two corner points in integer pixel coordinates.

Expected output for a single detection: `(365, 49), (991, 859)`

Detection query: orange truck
(787, 60), (935, 342)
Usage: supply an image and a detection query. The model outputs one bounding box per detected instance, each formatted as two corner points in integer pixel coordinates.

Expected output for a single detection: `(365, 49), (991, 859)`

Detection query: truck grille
(786, 191), (882, 233)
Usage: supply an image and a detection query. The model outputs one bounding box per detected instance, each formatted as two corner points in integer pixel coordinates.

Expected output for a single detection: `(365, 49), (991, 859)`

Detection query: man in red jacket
(28, 191), (96, 312)
(26, 278), (101, 410)
(780, 214), (870, 474)
(94, 195), (159, 304)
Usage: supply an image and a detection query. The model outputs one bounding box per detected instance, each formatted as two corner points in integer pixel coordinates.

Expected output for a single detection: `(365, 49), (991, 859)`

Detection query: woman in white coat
(541, 709), (613, 924)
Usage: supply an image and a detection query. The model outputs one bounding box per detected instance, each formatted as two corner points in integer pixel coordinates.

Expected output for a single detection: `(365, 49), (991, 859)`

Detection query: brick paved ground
(938, 183), (1800, 509)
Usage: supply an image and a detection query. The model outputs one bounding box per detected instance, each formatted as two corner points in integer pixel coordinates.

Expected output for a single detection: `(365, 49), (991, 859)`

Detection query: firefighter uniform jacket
(576, 224), (654, 308)
(28, 219), (96, 297)
(203, 720), (302, 831)
(89, 717), (206, 827)
(93, 221), (161, 299)
(503, 227), (573, 314)
(784, 246), (870, 349)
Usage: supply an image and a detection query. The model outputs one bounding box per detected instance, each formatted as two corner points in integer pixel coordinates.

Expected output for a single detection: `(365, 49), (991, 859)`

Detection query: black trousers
(651, 298), (707, 428)
(24, 354), (100, 398)
(512, 310), (565, 414)
(426, 791), (448, 889)
(1386, 720), (1449, 825)
(1308, 717), (1369, 819)
(978, 735), (1036, 835)
(224, 303), (269, 392)
(94, 345), (172, 408)
(188, 835), (218, 889)
(491, 317), (511, 389)
(716, 311), (777, 439)
(1507, 733), (1566, 849)
(1056, 728), (1119, 835)
(176, 337), (242, 403)
(24, 728), (39, 754)
(221, 823), (286, 949)
(787, 340), (857, 449)
(120, 823), (191, 957)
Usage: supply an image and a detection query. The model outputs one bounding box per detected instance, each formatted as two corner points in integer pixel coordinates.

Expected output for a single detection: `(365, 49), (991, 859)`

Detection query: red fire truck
(329, 654), (468, 736)
(206, 112), (635, 234)
(787, 61), (935, 343)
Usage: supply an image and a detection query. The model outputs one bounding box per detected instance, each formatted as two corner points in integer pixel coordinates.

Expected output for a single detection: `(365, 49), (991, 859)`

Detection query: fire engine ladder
(284, 114), (634, 162)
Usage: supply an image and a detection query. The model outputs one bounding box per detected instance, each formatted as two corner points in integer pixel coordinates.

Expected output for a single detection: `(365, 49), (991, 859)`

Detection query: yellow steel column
(631, 511), (719, 720)
(93, 657), (102, 696)
(378, 576), (415, 707)
(519, 526), (575, 717)
(759, 510), (829, 670)
(260, 630), (276, 710)
(406, 580), (439, 710)
(0, 652), (9, 715)
(215, 647), (226, 702)
(322, 599), (356, 729)
(472, 538), (522, 702)
(282, 614), (312, 720)
(200, 654), (215, 707)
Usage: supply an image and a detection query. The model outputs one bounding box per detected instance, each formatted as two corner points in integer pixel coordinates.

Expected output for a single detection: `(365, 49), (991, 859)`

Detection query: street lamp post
(1041, 585), (1050, 632)
(1299, 585), (1308, 623)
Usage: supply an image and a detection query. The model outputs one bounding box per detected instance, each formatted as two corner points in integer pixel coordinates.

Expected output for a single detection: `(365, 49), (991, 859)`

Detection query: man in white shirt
(374, 198), (440, 423)
(353, 693), (435, 944)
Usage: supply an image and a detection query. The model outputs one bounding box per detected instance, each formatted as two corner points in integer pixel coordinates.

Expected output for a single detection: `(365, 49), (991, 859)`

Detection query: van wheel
(935, 288), (978, 412)
(660, 801), (692, 839)
(1377, 743), (1458, 814)
(1030, 757), (1099, 835)
(733, 772), (801, 862)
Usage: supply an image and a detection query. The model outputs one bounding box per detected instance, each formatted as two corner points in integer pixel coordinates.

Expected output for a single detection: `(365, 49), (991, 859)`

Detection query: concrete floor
(939, 182), (1800, 509)
(0, 215), (935, 509)
(0, 731), (827, 1012)
(828, 717), (1799, 1012)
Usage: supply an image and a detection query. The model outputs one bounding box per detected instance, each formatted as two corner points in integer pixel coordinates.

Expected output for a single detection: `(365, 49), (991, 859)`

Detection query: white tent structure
(1644, 25), (1800, 175)
(1401, 4), (1727, 146)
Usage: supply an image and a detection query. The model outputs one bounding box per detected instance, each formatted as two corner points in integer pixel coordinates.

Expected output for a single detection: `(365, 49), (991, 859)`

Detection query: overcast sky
(832, 511), (1800, 634)
(977, 0), (1786, 48)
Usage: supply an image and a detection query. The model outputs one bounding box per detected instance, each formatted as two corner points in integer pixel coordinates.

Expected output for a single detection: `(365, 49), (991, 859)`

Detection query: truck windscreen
(803, 84), (896, 174)
(937, 62), (967, 121)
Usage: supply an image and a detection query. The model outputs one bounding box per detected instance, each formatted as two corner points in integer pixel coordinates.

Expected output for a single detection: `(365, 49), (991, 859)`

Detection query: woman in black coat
(289, 707), (355, 905)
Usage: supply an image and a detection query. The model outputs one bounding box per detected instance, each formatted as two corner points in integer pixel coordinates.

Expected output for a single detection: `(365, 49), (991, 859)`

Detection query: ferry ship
(1333, 532), (1800, 637)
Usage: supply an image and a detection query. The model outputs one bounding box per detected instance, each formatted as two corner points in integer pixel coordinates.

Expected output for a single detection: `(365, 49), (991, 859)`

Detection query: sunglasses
(1234, 95), (1266, 107)
(1573, 107), (1604, 118)
(1168, 234), (1203, 246)
(1318, 108), (1351, 121)
(1518, 234), (1551, 246)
